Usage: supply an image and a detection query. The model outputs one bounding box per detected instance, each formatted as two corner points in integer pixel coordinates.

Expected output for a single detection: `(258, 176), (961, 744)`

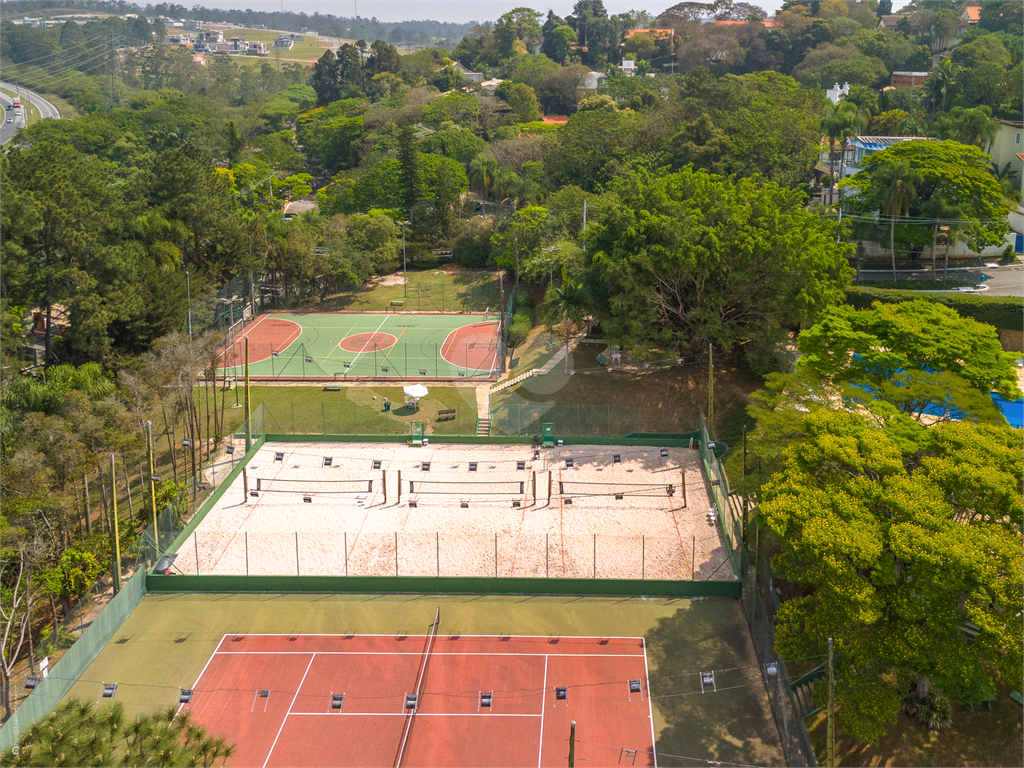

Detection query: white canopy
(404, 384), (429, 398)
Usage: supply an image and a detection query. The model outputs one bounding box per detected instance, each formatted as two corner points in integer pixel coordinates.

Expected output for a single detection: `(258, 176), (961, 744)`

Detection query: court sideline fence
(0, 480), (200, 754)
(217, 339), (502, 381)
(700, 414), (819, 767)
(185, 271), (259, 340)
(235, 402), (707, 440)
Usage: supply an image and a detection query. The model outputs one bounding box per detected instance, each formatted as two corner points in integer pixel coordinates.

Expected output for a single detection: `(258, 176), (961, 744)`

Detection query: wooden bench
(437, 409), (457, 420)
(1010, 691), (1023, 706)
(323, 384), (342, 391)
(968, 696), (997, 712)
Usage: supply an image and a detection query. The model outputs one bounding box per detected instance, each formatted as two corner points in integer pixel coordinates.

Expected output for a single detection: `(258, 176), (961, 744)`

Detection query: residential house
(826, 82), (850, 104)
(274, 36), (295, 50)
(622, 27), (674, 41)
(579, 71), (605, 91)
(203, 29), (224, 43)
(247, 41), (268, 55)
(481, 78), (504, 91)
(709, 18), (778, 27)
(961, 5), (981, 26)
(620, 59), (636, 75)
(813, 135), (936, 190)
(877, 13), (910, 29)
(450, 61), (483, 83)
(989, 119), (1024, 183)
(891, 71), (929, 87)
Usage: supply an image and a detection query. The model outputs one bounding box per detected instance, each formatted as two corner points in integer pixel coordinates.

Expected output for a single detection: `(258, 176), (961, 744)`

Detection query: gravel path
(178, 442), (729, 580)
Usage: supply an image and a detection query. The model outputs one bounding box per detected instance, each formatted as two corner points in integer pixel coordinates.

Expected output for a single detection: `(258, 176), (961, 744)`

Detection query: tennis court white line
(262, 653), (316, 768)
(177, 633), (229, 717)
(643, 637), (658, 768)
(214, 651), (646, 658)
(287, 712), (543, 717)
(537, 655), (548, 768)
(223, 634), (645, 640)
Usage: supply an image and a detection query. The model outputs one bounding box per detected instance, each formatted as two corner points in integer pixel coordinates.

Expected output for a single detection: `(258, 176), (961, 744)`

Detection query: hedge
(845, 287), (1023, 331)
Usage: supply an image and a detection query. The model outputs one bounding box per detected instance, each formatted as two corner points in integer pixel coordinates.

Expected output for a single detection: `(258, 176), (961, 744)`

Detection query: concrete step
(476, 418), (491, 437)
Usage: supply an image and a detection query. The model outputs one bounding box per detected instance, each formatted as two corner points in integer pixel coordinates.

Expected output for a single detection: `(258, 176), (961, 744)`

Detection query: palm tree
(835, 102), (865, 197)
(989, 161), (1022, 203)
(844, 85), (878, 124)
(923, 60), (957, 116)
(468, 154), (497, 198)
(873, 160), (921, 280)
(821, 102), (863, 204)
(921, 194), (962, 281)
(544, 270), (590, 372)
(954, 107), (999, 150)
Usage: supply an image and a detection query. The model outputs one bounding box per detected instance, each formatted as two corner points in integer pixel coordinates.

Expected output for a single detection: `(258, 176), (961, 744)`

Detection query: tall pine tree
(398, 125), (422, 222)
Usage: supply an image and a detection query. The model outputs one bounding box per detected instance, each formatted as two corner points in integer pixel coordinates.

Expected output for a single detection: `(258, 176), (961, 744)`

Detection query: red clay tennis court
(182, 627), (656, 768)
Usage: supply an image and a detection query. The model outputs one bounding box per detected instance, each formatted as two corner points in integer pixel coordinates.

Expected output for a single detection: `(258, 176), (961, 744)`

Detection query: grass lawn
(805, 683), (1024, 767)
(492, 351), (761, 442)
(508, 325), (565, 373)
(203, 383), (479, 437)
(316, 266), (503, 313)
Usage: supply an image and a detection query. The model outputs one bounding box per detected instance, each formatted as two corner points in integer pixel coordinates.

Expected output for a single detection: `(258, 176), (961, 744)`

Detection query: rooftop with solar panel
(161, 434), (731, 581)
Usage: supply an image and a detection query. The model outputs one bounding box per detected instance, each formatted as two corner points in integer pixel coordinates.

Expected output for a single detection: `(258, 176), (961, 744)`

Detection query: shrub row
(508, 291), (534, 345)
(845, 287), (1023, 331)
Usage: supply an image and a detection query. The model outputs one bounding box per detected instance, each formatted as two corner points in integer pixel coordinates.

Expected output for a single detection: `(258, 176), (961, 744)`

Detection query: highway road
(0, 80), (60, 145)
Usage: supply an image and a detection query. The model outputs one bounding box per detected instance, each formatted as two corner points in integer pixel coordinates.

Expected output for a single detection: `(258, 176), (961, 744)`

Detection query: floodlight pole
(568, 721), (576, 767)
(401, 220), (410, 298)
(146, 420), (159, 560)
(827, 637), (835, 768)
(186, 270), (192, 337)
(244, 337), (252, 453)
(109, 454), (121, 594)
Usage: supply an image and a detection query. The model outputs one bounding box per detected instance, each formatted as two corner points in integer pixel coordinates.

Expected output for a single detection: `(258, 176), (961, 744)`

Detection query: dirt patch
(368, 274), (407, 287)
(999, 328), (1023, 353)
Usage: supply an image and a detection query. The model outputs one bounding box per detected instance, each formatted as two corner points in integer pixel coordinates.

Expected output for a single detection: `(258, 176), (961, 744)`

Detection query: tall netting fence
(490, 404), (701, 437)
(0, 481), (199, 755)
(185, 271), (259, 339)
(700, 414), (819, 767)
(740, 525), (820, 767)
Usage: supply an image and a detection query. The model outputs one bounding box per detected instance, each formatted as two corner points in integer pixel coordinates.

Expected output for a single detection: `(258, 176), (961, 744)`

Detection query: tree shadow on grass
(647, 600), (785, 767)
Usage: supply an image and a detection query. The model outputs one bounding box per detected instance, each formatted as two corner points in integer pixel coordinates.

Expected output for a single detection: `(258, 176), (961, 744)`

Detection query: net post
(682, 469), (687, 507)
(397, 470), (401, 502)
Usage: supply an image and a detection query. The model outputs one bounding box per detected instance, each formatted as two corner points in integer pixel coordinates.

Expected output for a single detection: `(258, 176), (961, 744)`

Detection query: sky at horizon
(194, 0), (789, 26)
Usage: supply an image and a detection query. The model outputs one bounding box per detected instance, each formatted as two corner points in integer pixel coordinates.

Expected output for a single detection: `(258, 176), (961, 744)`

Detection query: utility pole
(827, 637), (835, 768)
(244, 338), (252, 453)
(708, 344), (714, 433)
(186, 270), (192, 337)
(146, 421), (159, 560)
(109, 454), (122, 594)
(401, 220), (410, 298)
(582, 199), (587, 251)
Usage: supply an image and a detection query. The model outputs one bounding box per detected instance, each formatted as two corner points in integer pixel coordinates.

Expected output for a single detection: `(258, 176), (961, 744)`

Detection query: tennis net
(254, 477), (374, 495)
(395, 607), (440, 767)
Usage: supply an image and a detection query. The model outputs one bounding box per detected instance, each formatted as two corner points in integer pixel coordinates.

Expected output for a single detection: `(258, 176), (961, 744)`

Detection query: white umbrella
(404, 384), (429, 398)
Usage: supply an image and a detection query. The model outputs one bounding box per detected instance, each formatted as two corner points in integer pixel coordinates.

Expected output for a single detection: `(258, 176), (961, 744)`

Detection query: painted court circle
(338, 331), (398, 353)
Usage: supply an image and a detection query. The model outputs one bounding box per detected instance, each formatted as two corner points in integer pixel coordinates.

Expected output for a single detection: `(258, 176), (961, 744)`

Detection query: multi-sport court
(183, 629), (656, 768)
(219, 312), (501, 381)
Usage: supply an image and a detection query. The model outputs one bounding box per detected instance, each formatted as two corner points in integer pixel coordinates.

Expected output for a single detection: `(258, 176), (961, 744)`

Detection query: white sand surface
(177, 441), (730, 581)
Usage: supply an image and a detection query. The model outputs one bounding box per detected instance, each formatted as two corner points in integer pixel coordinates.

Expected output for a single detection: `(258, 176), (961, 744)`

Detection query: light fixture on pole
(401, 220), (411, 298)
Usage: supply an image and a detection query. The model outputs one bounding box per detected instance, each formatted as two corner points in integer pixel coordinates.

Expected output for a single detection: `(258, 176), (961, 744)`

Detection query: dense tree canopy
(762, 409), (1022, 745)
(584, 168), (853, 357)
